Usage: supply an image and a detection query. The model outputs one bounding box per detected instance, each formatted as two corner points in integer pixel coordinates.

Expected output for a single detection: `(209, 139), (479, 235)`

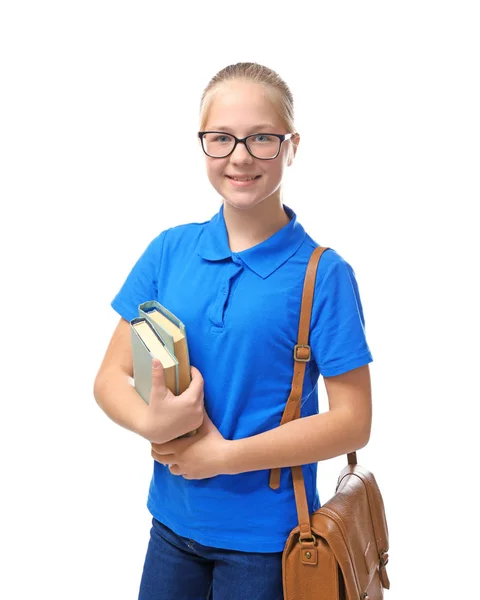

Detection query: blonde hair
(199, 62), (298, 159)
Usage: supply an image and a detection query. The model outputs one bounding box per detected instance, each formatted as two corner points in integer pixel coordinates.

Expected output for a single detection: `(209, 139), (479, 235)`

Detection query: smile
(226, 175), (261, 187)
(226, 175), (261, 181)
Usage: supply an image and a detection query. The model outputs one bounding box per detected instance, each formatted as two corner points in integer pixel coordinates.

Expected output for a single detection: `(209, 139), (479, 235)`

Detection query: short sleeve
(110, 229), (170, 322)
(309, 251), (373, 377)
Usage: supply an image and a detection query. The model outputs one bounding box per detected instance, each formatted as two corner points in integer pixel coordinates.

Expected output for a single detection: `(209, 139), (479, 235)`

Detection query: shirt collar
(197, 204), (306, 279)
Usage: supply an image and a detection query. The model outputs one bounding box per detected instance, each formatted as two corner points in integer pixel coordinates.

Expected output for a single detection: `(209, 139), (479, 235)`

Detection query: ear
(287, 133), (300, 166)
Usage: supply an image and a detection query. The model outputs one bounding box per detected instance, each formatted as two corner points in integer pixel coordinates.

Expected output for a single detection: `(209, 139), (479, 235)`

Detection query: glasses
(198, 131), (294, 160)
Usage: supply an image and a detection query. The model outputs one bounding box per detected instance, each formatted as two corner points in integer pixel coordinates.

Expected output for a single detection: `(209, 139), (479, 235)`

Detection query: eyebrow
(206, 124), (278, 133)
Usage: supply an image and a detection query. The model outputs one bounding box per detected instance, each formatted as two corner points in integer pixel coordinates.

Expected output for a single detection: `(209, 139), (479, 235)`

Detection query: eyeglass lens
(202, 133), (281, 159)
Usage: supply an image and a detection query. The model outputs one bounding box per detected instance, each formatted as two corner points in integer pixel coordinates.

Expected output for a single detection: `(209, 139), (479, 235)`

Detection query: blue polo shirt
(111, 203), (373, 552)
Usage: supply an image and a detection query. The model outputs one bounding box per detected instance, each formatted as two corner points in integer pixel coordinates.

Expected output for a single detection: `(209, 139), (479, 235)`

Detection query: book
(130, 316), (179, 399)
(130, 302), (197, 438)
(139, 300), (191, 394)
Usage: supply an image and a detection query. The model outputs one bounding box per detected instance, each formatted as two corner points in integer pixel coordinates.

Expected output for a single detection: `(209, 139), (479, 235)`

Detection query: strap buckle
(294, 344), (311, 362)
(379, 548), (389, 567)
(298, 534), (317, 546)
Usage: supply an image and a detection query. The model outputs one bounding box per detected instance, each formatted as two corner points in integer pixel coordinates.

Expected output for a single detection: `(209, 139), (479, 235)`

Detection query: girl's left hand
(150, 409), (231, 480)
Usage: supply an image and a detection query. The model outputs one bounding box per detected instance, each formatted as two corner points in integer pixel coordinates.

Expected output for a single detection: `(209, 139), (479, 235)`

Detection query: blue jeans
(138, 517), (284, 600)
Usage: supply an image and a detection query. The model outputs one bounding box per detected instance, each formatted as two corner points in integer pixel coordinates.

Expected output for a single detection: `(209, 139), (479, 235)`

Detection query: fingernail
(153, 361), (160, 369)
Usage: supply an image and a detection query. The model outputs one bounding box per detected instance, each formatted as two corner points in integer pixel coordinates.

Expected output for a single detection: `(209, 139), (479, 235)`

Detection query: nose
(230, 140), (253, 163)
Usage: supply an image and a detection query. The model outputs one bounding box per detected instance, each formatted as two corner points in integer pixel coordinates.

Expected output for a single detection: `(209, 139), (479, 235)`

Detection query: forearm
(226, 411), (367, 475)
(93, 367), (148, 437)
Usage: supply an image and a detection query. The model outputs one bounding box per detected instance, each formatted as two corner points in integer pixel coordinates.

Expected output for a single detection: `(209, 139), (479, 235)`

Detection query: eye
(214, 134), (233, 143)
(252, 134), (275, 143)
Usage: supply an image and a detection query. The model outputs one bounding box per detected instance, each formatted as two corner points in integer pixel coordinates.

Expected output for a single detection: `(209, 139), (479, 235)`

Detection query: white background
(1, 1), (478, 598)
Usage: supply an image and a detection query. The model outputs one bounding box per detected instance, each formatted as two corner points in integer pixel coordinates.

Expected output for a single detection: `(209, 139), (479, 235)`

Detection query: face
(200, 81), (298, 212)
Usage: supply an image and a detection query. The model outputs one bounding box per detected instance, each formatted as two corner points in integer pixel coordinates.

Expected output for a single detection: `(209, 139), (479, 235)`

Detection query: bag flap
(307, 466), (389, 598)
(336, 464), (389, 557)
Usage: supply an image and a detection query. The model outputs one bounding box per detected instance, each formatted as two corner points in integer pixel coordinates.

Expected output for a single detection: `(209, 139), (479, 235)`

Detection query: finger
(186, 366), (204, 394)
(151, 448), (175, 464)
(151, 435), (189, 453)
(151, 441), (172, 454)
(189, 366), (203, 382)
(150, 359), (168, 403)
(151, 448), (162, 462)
(169, 464), (182, 476)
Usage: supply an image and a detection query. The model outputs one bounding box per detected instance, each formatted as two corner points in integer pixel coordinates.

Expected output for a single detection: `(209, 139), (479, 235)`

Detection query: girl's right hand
(139, 360), (205, 444)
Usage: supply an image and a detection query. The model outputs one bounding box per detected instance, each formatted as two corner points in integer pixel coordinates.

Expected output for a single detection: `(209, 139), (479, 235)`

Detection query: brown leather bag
(269, 246), (391, 600)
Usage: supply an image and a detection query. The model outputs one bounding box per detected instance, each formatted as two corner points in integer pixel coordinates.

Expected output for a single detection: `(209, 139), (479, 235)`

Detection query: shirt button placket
(209, 262), (243, 331)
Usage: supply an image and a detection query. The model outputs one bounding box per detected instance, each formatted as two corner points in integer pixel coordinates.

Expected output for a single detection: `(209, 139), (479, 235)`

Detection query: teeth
(231, 176), (257, 181)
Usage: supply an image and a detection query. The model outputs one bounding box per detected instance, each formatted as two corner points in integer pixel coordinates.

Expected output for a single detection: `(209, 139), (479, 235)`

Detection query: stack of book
(130, 300), (197, 438)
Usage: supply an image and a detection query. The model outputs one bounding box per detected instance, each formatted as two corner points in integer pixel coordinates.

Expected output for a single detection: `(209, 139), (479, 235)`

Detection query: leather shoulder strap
(268, 246), (357, 491)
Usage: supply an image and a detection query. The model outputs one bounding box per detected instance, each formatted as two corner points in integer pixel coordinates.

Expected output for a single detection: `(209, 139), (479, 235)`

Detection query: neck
(223, 194), (290, 253)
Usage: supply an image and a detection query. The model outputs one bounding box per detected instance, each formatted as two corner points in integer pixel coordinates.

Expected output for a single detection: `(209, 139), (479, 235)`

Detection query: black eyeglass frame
(197, 131), (294, 160)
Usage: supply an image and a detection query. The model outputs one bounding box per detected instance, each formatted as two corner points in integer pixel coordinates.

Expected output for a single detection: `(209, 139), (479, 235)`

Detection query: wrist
(132, 403), (152, 440)
(223, 439), (243, 475)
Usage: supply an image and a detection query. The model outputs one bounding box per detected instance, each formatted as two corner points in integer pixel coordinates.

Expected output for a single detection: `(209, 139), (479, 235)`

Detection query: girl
(94, 62), (373, 600)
